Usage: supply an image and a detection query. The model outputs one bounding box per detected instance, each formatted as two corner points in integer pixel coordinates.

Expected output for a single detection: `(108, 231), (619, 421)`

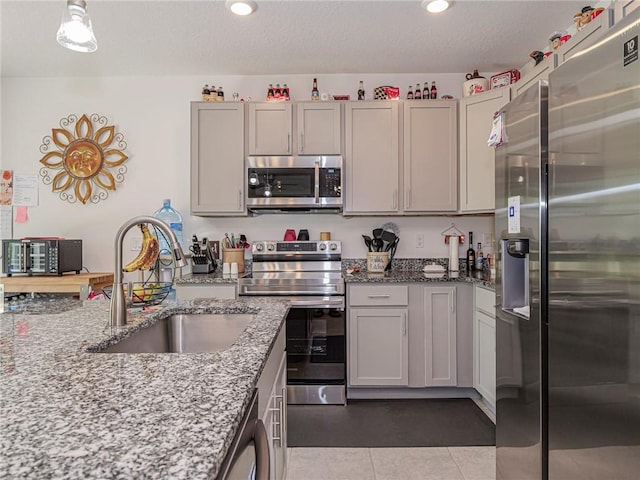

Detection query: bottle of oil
(466, 232), (476, 272)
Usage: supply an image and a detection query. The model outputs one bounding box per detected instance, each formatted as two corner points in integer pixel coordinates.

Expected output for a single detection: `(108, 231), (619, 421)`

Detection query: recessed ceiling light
(226, 0), (257, 16)
(422, 0), (450, 14)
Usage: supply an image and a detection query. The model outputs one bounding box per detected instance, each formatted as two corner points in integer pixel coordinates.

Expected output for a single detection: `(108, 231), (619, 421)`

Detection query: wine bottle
(466, 232), (476, 272)
(312, 78), (319, 101)
(430, 81), (438, 99)
(476, 242), (484, 271)
(423, 82), (429, 99)
(267, 84), (274, 100)
(407, 86), (413, 100)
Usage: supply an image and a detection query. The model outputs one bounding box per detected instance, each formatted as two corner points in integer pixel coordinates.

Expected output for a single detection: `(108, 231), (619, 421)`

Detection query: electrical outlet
(131, 237), (142, 251)
(416, 234), (424, 248)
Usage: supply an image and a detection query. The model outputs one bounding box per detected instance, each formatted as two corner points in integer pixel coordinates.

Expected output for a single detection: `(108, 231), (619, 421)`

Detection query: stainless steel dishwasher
(216, 389), (269, 480)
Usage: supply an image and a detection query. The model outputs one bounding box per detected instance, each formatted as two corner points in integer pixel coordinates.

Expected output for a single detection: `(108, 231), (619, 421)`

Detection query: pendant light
(56, 0), (98, 53)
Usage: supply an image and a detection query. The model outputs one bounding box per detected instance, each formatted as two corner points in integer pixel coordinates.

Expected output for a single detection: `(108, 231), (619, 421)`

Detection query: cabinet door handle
(269, 392), (285, 446)
(238, 189), (242, 210)
(405, 189), (410, 209)
(367, 294), (390, 298)
(280, 386), (287, 447)
(451, 290), (456, 313)
(287, 133), (291, 154)
(403, 312), (407, 336)
(392, 189), (397, 210)
(300, 132), (305, 152)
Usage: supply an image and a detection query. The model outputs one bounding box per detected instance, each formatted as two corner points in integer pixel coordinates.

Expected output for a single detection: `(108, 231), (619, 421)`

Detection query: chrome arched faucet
(110, 216), (187, 328)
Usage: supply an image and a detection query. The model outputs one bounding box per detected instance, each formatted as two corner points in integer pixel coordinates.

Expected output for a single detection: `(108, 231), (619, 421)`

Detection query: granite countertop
(176, 267), (495, 289)
(175, 271), (241, 285)
(343, 269), (495, 289)
(0, 297), (288, 479)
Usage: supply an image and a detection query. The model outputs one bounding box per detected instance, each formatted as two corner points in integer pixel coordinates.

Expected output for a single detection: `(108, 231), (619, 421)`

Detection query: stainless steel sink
(98, 314), (255, 353)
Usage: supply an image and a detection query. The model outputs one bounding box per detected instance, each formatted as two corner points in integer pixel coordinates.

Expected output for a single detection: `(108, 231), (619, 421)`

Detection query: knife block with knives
(191, 236), (216, 274)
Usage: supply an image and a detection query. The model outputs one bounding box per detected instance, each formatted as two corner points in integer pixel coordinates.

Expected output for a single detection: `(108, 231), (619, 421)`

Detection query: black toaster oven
(2, 239), (83, 276)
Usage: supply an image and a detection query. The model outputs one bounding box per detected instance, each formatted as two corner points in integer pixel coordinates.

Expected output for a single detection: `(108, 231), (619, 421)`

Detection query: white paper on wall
(0, 206), (12, 240)
(12, 174), (38, 207)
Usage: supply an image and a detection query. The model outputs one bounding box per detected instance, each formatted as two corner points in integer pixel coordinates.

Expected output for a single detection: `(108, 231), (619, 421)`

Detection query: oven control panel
(252, 240), (341, 255)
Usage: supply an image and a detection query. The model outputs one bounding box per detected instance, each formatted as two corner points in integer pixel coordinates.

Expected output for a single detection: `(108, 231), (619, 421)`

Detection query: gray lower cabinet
(348, 283), (475, 395)
(348, 285), (409, 386)
(422, 286), (457, 387)
(190, 102), (246, 216)
(257, 326), (287, 480)
(474, 285), (496, 408)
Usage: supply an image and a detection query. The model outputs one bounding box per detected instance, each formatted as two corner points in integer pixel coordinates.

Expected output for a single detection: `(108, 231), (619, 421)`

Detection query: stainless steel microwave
(2, 239), (83, 276)
(246, 155), (342, 213)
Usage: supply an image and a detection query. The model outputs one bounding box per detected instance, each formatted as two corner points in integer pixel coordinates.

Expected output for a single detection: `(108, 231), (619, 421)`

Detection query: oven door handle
(240, 286), (343, 296)
(289, 298), (345, 309)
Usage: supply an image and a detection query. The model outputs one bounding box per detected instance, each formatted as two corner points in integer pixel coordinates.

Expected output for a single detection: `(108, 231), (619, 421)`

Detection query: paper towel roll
(448, 236), (460, 271)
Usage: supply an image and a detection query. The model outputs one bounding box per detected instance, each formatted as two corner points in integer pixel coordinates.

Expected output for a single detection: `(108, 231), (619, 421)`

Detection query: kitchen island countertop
(0, 296), (288, 479)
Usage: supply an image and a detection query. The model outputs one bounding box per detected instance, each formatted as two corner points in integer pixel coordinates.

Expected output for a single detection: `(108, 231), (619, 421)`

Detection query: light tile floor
(286, 446), (496, 480)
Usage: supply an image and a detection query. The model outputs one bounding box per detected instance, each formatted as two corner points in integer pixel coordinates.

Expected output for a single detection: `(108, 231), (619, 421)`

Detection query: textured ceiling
(1, 0), (587, 78)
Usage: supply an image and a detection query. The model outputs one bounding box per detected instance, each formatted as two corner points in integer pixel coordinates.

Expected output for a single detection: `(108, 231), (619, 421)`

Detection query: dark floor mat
(287, 398), (495, 447)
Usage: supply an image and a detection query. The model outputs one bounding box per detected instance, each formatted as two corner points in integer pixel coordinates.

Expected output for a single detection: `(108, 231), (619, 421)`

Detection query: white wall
(1, 73), (493, 273)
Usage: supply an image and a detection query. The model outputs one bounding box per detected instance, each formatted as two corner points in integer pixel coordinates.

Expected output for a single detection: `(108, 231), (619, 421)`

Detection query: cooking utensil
(385, 237), (400, 271)
(371, 238), (384, 252)
(381, 230), (397, 250)
(372, 228), (384, 240)
(362, 235), (373, 252)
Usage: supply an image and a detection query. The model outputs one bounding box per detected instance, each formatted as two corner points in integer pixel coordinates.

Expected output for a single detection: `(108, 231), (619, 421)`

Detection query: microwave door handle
(314, 160), (320, 204)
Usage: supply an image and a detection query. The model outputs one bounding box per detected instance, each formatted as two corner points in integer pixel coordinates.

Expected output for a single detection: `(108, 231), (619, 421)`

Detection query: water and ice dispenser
(501, 238), (530, 318)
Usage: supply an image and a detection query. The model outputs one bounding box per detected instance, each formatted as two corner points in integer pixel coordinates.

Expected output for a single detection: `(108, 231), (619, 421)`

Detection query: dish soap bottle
(153, 199), (184, 254)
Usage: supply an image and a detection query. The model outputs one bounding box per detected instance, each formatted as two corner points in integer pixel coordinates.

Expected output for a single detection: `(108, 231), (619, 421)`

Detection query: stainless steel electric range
(238, 240), (345, 405)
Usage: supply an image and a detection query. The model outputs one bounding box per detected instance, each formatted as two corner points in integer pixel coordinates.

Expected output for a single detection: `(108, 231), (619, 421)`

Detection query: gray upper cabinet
(615, 0), (639, 20)
(403, 101), (458, 212)
(248, 102), (293, 155)
(555, 8), (613, 65)
(344, 101), (400, 214)
(190, 102), (246, 216)
(296, 103), (342, 155)
(511, 53), (557, 99)
(459, 88), (511, 213)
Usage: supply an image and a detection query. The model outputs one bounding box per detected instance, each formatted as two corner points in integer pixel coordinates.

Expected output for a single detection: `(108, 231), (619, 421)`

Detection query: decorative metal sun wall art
(39, 114), (129, 204)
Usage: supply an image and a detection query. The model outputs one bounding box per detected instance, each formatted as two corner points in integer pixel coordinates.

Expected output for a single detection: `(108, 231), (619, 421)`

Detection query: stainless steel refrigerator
(495, 10), (640, 480)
